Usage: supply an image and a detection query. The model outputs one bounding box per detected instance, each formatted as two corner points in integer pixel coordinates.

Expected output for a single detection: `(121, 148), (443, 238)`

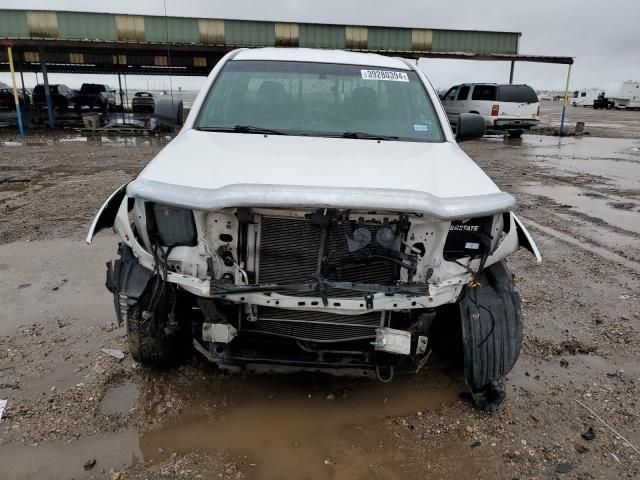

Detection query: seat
(253, 81), (290, 128)
(344, 87), (381, 128)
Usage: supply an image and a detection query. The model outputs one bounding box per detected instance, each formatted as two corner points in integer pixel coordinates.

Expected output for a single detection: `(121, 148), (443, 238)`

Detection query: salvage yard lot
(0, 122), (639, 479)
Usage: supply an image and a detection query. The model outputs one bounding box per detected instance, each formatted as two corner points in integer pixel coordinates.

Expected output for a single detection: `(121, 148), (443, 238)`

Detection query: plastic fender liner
(459, 260), (522, 411)
(86, 182), (130, 244)
(107, 243), (153, 325)
(513, 214), (542, 262)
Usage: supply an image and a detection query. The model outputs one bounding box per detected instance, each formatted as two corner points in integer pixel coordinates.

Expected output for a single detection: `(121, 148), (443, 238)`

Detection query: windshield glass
(196, 60), (444, 142)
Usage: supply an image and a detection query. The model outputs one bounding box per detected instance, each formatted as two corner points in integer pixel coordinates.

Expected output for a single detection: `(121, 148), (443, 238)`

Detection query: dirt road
(0, 132), (639, 479)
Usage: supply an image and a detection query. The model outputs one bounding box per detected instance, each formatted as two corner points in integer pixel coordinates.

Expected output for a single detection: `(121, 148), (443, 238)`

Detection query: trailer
(595, 81), (640, 109)
(571, 88), (602, 107)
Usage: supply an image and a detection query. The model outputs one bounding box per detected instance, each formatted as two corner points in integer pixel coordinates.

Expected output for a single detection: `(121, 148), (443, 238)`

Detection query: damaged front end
(88, 185), (539, 409)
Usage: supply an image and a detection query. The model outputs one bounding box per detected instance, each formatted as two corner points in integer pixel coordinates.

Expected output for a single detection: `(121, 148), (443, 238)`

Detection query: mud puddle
(100, 383), (140, 415)
(1, 371), (463, 480)
(0, 431), (142, 480)
(0, 235), (117, 336)
(138, 372), (462, 480)
(520, 183), (640, 235)
(520, 136), (640, 190)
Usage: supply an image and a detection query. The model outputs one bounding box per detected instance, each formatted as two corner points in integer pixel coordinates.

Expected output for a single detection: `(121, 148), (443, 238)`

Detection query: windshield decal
(361, 69), (409, 82)
(413, 124), (429, 132)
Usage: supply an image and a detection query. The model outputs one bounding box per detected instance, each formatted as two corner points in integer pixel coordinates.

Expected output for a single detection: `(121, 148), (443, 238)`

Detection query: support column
(509, 61), (515, 84)
(18, 59), (30, 128)
(7, 46), (25, 138)
(559, 63), (573, 137)
(123, 73), (129, 110)
(39, 46), (55, 129)
(117, 72), (125, 123)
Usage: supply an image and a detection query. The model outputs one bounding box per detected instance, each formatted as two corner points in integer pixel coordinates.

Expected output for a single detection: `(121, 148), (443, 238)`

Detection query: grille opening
(245, 307), (383, 343)
(257, 216), (401, 296)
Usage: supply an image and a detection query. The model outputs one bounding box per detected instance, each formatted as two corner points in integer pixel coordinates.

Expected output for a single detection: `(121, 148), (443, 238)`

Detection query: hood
(128, 130), (515, 220)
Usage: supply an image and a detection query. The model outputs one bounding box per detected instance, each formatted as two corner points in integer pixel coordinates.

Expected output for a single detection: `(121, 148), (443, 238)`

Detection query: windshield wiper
(340, 131), (399, 141)
(197, 125), (289, 135)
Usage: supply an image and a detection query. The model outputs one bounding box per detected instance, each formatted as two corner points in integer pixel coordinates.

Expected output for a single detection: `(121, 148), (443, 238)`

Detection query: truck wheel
(109, 244), (189, 367)
(507, 129), (523, 139)
(125, 280), (178, 367)
(458, 261), (523, 411)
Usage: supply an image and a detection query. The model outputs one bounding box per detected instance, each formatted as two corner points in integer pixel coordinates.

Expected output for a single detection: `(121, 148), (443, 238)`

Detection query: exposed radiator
(247, 307), (382, 343)
(257, 216), (399, 294)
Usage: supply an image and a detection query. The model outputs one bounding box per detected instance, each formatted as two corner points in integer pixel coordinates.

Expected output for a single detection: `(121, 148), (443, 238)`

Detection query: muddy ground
(536, 101), (640, 139)
(0, 126), (639, 480)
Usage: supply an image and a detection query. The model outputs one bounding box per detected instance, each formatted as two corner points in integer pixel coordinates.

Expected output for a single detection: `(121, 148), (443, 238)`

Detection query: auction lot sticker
(361, 69), (409, 82)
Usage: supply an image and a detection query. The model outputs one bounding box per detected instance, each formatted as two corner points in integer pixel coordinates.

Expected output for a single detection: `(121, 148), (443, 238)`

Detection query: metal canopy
(0, 39), (573, 76)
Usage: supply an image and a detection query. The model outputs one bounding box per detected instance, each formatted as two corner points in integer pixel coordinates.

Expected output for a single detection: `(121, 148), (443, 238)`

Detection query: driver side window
(444, 86), (459, 101)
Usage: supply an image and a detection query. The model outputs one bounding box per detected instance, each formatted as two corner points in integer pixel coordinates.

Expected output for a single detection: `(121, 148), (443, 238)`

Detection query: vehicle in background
(76, 83), (117, 112)
(0, 84), (30, 110)
(32, 84), (76, 110)
(88, 47), (540, 412)
(131, 91), (156, 113)
(442, 83), (539, 138)
(571, 88), (602, 107)
(595, 81), (640, 109)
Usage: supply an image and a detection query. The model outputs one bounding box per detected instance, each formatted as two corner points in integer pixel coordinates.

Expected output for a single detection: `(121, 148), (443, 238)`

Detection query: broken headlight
(148, 203), (197, 247)
(443, 215), (501, 260)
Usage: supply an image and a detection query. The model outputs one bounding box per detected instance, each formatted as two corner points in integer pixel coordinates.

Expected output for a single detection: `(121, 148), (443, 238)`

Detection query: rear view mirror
(155, 96), (184, 127)
(456, 113), (486, 142)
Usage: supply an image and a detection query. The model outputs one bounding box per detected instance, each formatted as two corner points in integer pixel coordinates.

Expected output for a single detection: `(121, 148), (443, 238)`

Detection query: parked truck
(594, 81), (640, 109)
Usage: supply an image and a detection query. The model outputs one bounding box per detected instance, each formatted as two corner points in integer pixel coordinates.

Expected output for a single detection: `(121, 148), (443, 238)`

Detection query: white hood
(140, 130), (498, 197)
(128, 130), (515, 220)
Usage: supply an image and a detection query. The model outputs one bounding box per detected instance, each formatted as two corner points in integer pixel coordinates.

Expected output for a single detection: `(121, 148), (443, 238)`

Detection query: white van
(442, 83), (539, 138)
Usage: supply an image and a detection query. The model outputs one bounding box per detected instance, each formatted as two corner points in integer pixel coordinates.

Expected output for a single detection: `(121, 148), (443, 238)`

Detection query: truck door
(442, 85), (460, 123)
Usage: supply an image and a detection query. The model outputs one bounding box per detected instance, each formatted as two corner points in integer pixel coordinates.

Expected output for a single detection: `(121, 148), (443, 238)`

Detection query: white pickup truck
(88, 48), (540, 411)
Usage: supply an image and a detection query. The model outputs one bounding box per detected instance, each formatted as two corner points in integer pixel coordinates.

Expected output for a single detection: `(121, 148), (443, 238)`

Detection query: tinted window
(444, 86), (459, 101)
(471, 85), (497, 101)
(196, 60), (444, 143)
(496, 85), (538, 103)
(81, 84), (105, 94)
(457, 86), (470, 100)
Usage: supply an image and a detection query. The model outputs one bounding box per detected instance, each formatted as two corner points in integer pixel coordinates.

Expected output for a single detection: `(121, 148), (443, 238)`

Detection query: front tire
(459, 261), (523, 411)
(109, 244), (190, 367)
(125, 279), (180, 367)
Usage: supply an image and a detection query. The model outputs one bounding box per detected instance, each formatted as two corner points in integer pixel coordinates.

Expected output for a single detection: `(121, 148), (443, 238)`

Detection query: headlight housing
(148, 203), (198, 247)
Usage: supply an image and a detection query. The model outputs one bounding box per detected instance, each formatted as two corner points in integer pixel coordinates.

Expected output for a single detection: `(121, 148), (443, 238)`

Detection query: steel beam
(559, 63), (573, 137)
(6, 46), (25, 138)
(39, 46), (55, 129)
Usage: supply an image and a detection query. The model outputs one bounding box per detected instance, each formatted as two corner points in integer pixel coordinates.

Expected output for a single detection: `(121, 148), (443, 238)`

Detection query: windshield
(195, 60), (444, 142)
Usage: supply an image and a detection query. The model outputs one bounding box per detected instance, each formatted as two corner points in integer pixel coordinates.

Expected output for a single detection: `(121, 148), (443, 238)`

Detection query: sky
(1, 0), (638, 92)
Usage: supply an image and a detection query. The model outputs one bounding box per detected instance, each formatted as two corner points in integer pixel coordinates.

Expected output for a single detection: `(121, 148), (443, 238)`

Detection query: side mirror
(456, 113), (486, 142)
(154, 96), (184, 127)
